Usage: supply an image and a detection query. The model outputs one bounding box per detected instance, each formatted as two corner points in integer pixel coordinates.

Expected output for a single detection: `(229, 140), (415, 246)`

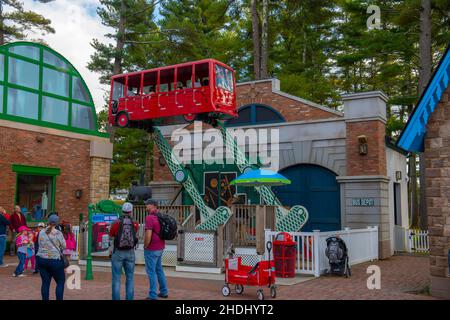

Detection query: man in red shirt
(143, 199), (168, 300)
(9, 205), (27, 255)
(109, 202), (139, 300)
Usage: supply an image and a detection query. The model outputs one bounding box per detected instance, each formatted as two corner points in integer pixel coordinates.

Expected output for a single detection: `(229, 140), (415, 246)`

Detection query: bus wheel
(183, 113), (196, 123)
(116, 112), (129, 128)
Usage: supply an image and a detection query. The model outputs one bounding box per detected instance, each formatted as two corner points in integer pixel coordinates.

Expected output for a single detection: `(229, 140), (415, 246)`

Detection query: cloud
(20, 0), (114, 111)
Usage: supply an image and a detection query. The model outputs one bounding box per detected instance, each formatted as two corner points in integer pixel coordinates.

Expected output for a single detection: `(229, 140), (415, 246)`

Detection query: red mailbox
(273, 232), (297, 278)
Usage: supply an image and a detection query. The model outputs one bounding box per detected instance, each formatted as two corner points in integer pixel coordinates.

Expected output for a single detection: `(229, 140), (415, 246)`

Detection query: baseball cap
(122, 202), (133, 213)
(144, 199), (158, 206)
(37, 222), (46, 228)
(48, 214), (60, 225)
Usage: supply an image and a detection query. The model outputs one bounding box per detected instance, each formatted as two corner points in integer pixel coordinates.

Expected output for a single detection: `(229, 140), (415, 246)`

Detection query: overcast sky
(20, 0), (114, 111)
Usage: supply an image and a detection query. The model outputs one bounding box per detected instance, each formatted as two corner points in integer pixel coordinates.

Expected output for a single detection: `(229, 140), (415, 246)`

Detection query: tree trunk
(260, 0), (269, 78)
(113, 0), (126, 75)
(251, 0), (261, 80)
(418, 0), (432, 230)
(144, 134), (153, 185)
(0, 1), (4, 45)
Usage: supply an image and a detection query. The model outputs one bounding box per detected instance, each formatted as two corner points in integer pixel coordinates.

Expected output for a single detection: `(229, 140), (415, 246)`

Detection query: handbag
(46, 230), (70, 268)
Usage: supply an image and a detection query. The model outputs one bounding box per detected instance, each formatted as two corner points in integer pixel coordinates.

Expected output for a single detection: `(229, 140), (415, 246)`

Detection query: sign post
(85, 204), (94, 280)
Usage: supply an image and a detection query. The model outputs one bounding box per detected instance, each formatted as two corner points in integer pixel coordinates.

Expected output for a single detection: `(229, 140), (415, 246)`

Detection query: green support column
(85, 204), (94, 280)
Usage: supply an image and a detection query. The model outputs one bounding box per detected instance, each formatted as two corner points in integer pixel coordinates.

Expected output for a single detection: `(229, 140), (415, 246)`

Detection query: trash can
(273, 232), (297, 278)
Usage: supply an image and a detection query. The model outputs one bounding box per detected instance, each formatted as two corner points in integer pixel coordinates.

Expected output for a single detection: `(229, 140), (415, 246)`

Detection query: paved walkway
(0, 255), (436, 300)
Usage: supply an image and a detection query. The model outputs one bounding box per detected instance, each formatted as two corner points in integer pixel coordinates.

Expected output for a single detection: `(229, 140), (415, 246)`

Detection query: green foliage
(89, 0), (450, 188)
(0, 0), (55, 44)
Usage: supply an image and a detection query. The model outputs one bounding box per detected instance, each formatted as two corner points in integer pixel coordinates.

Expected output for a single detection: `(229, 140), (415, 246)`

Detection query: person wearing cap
(109, 202), (139, 300)
(13, 226), (30, 277)
(143, 199), (168, 300)
(0, 207), (11, 268)
(36, 214), (66, 300)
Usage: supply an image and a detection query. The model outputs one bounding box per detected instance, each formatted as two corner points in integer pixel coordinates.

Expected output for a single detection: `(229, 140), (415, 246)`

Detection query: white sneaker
(0, 264), (9, 268)
(17, 273), (26, 277)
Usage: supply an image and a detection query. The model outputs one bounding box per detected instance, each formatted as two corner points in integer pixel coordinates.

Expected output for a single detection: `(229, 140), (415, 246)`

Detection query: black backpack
(114, 215), (139, 250)
(156, 212), (178, 240)
(325, 237), (345, 264)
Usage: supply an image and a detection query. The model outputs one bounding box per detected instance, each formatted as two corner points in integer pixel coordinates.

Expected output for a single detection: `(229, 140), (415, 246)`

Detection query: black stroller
(324, 236), (351, 277)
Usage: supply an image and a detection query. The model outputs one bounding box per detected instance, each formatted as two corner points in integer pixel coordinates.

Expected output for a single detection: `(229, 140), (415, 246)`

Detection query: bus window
(194, 63), (209, 88)
(160, 68), (175, 92)
(177, 65), (193, 89)
(112, 77), (125, 100)
(215, 64), (233, 92)
(127, 74), (141, 96)
(143, 71), (157, 94)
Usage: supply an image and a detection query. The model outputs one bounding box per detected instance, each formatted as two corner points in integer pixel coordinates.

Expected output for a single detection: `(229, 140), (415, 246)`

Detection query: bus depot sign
(352, 198), (375, 207)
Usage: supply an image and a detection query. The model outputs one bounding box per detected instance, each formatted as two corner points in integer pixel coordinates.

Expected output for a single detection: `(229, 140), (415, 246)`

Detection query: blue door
(273, 164), (341, 232)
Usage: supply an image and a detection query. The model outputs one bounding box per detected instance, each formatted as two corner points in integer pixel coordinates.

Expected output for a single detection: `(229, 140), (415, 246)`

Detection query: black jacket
(0, 214), (11, 236)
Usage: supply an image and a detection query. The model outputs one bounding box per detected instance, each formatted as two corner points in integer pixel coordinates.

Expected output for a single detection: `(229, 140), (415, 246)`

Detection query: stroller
(324, 236), (351, 277)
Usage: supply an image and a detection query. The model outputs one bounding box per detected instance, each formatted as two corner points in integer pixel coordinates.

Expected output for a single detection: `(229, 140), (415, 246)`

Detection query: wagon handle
(266, 240), (272, 253)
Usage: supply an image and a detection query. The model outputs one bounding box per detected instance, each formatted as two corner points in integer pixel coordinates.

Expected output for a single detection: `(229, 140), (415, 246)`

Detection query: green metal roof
(0, 41), (108, 138)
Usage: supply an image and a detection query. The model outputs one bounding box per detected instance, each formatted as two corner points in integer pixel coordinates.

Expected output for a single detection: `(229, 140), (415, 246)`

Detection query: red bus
(108, 59), (237, 128)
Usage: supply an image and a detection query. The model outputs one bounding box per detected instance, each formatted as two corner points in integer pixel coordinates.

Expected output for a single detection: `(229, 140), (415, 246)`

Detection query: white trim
(0, 119), (110, 143)
(273, 90), (343, 116)
(336, 175), (390, 183)
(345, 117), (387, 124)
(175, 265), (223, 274)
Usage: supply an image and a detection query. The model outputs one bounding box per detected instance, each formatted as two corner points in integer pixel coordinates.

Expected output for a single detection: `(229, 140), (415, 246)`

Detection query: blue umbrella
(230, 169), (291, 187)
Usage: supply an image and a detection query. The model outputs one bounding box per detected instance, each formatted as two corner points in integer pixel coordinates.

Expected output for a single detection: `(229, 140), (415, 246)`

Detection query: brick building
(0, 42), (112, 226)
(397, 45), (450, 299)
(152, 78), (409, 259)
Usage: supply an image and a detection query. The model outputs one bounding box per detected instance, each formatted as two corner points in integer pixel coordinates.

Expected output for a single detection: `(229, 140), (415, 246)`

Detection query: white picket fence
(265, 226), (379, 277)
(394, 225), (429, 253)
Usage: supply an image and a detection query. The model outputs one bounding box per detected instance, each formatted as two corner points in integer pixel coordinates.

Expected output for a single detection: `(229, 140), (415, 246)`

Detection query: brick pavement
(0, 255), (437, 300)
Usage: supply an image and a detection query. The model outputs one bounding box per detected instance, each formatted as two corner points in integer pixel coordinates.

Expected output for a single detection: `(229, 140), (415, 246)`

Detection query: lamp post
(85, 204), (94, 280)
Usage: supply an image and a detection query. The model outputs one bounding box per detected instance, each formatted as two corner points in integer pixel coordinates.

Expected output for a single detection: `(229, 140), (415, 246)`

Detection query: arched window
(225, 104), (285, 127)
(0, 41), (102, 136)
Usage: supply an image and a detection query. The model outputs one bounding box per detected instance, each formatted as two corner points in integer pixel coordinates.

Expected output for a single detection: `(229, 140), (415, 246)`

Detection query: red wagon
(222, 242), (276, 300)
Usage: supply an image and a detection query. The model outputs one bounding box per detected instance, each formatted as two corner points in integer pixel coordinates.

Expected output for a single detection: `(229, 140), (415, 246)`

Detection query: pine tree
(0, 0), (55, 45)
(88, 0), (160, 190)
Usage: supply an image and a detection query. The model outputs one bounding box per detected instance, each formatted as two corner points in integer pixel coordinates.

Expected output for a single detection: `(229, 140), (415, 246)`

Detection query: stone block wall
(424, 86), (450, 299)
(90, 157), (111, 205)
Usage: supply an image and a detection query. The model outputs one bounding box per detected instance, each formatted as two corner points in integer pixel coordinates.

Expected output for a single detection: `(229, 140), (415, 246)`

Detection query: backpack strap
(113, 216), (125, 251)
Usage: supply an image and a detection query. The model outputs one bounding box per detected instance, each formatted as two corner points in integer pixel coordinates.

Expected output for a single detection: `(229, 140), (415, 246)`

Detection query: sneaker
(0, 264), (9, 268)
(17, 273), (26, 277)
(158, 293), (168, 298)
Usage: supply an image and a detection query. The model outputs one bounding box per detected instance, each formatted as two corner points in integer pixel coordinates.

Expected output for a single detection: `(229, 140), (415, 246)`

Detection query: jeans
(36, 256), (65, 300)
(144, 250), (168, 299)
(111, 249), (135, 300)
(14, 252), (26, 275)
(0, 235), (6, 265)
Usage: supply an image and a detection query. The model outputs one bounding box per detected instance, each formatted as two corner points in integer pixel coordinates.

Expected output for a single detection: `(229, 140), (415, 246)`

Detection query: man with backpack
(143, 199), (175, 300)
(109, 202), (139, 300)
